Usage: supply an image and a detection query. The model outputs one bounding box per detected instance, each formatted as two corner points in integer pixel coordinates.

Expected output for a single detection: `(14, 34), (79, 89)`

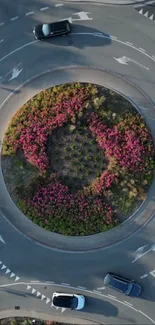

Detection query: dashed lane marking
(25, 11), (34, 16)
(124, 301), (133, 306)
(61, 283), (70, 286)
(55, 3), (64, 6)
(108, 294), (116, 299)
(0, 23), (4, 27)
(97, 286), (105, 290)
(77, 286), (86, 289)
(140, 274), (148, 279)
(40, 7), (49, 11)
(126, 41), (133, 46)
(139, 47), (146, 52)
(10, 16), (19, 21)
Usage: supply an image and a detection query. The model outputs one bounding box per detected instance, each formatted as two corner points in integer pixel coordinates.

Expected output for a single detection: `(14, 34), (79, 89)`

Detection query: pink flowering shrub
(23, 180), (115, 235)
(89, 112), (154, 171)
(92, 170), (118, 194)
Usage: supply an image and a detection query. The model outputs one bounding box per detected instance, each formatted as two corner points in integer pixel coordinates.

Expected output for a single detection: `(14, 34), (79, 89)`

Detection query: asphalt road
(0, 1), (155, 324)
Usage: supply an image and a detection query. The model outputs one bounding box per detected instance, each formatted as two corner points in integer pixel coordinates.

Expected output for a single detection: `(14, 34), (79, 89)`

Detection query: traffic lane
(0, 283), (154, 324)
(0, 216), (154, 298)
(1, 33), (155, 84)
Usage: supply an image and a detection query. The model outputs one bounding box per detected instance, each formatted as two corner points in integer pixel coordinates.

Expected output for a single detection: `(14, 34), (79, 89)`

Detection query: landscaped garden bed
(1, 82), (155, 235)
(0, 318), (76, 325)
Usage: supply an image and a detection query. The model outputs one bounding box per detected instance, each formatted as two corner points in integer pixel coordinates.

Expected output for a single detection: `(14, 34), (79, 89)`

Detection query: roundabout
(0, 1), (155, 324)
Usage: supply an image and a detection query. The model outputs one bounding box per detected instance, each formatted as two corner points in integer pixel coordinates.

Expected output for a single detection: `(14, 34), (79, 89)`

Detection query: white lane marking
(32, 288), (36, 294)
(150, 269), (155, 278)
(97, 286), (105, 290)
(55, 3), (64, 6)
(46, 298), (50, 304)
(0, 22), (4, 27)
(140, 274), (148, 279)
(72, 11), (93, 21)
(10, 272), (15, 278)
(124, 301), (133, 306)
(126, 41), (133, 46)
(41, 294), (46, 300)
(0, 235), (5, 243)
(30, 280), (40, 283)
(61, 307), (66, 313)
(0, 281), (154, 323)
(138, 310), (155, 324)
(1, 264), (6, 270)
(108, 294), (116, 299)
(0, 40), (38, 63)
(36, 291), (41, 297)
(15, 276), (20, 282)
(40, 6), (49, 11)
(111, 35), (117, 39)
(139, 47), (146, 52)
(27, 285), (31, 290)
(10, 16), (19, 21)
(46, 281), (55, 284)
(26, 11), (34, 16)
(114, 55), (149, 70)
(61, 283), (70, 286)
(132, 244), (155, 263)
(77, 286), (86, 289)
(5, 269), (11, 274)
(9, 67), (23, 81)
(0, 39), (4, 44)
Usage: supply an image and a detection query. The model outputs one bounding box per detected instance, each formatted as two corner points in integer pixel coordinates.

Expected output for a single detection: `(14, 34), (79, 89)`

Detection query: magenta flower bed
(2, 83), (155, 235)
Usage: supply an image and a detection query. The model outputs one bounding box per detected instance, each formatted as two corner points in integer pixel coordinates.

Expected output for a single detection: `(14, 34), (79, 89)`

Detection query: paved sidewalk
(61, 0), (155, 5)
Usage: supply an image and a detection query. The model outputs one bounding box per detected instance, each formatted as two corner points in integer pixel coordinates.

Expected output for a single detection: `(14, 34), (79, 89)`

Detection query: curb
(59, 0), (152, 5)
(0, 310), (99, 325)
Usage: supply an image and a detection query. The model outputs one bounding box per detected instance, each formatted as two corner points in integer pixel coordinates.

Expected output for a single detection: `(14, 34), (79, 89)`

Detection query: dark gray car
(33, 20), (71, 40)
(104, 273), (141, 297)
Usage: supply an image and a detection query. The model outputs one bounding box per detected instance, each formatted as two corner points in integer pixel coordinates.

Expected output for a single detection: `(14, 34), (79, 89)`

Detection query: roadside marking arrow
(150, 269), (155, 278)
(113, 56), (129, 65)
(27, 285), (31, 290)
(0, 235), (5, 244)
(9, 68), (23, 81)
(32, 288), (36, 294)
(41, 294), (46, 300)
(5, 269), (11, 274)
(46, 298), (50, 304)
(36, 291), (41, 297)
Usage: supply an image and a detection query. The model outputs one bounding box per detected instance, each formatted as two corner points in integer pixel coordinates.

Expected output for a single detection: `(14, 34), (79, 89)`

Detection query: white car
(52, 292), (85, 310)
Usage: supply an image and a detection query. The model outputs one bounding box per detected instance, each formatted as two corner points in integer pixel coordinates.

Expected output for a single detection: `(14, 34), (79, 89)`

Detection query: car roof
(108, 274), (129, 292)
(53, 295), (73, 307)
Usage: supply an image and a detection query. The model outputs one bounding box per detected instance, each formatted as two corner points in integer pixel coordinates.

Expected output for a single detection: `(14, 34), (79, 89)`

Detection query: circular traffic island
(1, 82), (155, 236)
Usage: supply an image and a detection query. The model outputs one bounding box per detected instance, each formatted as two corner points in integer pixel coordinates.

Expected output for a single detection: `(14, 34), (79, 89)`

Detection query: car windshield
(71, 297), (78, 309)
(53, 296), (77, 308)
(126, 283), (133, 295)
(42, 24), (52, 36)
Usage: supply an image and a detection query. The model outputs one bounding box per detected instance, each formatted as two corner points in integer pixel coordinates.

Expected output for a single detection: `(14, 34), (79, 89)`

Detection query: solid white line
(0, 39), (4, 43)
(97, 286), (105, 290)
(77, 286), (86, 289)
(26, 11), (34, 16)
(61, 283), (70, 286)
(10, 16), (19, 21)
(0, 40), (38, 63)
(30, 280), (40, 283)
(40, 6), (49, 11)
(55, 3), (64, 6)
(46, 281), (55, 284)
(111, 36), (118, 39)
(126, 41), (133, 46)
(124, 301), (132, 306)
(140, 274), (148, 279)
(138, 310), (155, 324)
(0, 22), (4, 27)
(139, 47), (146, 52)
(93, 290), (101, 294)
(108, 294), (116, 299)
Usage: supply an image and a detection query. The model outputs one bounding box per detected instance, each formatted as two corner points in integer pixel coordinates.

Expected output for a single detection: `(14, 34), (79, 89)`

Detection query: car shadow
(80, 296), (118, 317)
(44, 24), (112, 49)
